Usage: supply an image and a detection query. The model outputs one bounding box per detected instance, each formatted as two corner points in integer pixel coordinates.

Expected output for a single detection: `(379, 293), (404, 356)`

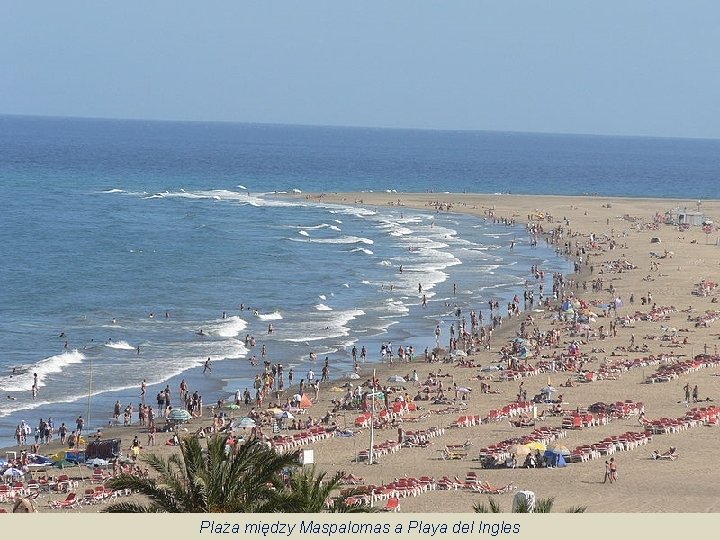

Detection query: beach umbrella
(235, 417), (256, 428)
(526, 441), (546, 452)
(387, 375), (406, 383)
(267, 407), (283, 416)
(281, 411), (294, 419)
(168, 408), (192, 421)
(548, 443), (570, 454)
(541, 385), (556, 395)
(509, 444), (532, 456)
(299, 394), (313, 409)
(2, 467), (24, 477)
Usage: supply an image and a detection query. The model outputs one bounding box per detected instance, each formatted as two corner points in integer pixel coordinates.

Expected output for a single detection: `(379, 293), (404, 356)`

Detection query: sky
(2, 1), (720, 138)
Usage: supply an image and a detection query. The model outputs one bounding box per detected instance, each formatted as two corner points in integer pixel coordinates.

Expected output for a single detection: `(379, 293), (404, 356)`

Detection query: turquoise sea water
(1, 115), (717, 447)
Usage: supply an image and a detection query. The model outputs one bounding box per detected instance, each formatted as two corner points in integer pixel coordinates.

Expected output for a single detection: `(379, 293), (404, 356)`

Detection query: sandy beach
(3, 192), (720, 513)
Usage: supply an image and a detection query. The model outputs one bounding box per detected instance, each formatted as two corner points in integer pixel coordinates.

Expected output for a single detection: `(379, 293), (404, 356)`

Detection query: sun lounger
(383, 497), (400, 512)
(48, 492), (80, 509)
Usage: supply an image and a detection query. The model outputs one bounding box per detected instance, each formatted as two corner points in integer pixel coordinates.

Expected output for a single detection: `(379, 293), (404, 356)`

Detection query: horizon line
(2, 112), (719, 143)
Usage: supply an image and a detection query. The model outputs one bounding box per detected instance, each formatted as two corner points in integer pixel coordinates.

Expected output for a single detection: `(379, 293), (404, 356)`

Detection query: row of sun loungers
(340, 475), (515, 510)
(566, 431), (652, 463)
(402, 426), (445, 447)
(485, 401), (535, 422)
(47, 485), (133, 509)
(692, 310), (720, 327)
(645, 355), (720, 383)
(356, 440), (402, 462)
(643, 406), (720, 434)
(271, 427), (335, 452)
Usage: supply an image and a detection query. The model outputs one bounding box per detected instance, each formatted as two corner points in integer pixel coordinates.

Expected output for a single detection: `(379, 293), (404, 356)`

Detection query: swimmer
(165, 311), (169, 318)
(7, 395), (16, 400)
(111, 318), (117, 324)
(59, 332), (66, 338)
(149, 312), (154, 318)
(197, 329), (206, 336)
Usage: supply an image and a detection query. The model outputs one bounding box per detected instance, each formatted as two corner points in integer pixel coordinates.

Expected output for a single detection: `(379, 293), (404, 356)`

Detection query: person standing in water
(203, 357), (212, 374)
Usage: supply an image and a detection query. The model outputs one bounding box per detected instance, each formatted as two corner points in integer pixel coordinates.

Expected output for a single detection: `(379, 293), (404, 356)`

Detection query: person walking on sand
(604, 458), (617, 484)
(603, 460), (611, 483)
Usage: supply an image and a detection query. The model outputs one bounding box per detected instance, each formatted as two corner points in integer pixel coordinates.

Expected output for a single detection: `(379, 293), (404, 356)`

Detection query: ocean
(1, 115), (718, 448)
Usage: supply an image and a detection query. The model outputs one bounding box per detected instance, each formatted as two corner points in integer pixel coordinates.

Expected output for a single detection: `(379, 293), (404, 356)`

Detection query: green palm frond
(534, 497), (555, 513)
(473, 497), (502, 513)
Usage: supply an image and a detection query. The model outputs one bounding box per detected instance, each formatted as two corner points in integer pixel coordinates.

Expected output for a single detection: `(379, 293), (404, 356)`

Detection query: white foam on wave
(292, 188), (302, 193)
(104, 340), (135, 351)
(102, 188), (124, 194)
(205, 316), (248, 338)
(237, 185), (247, 190)
(291, 235), (374, 245)
(315, 304), (333, 311)
(148, 189), (304, 208)
(319, 295), (326, 300)
(1, 349), (85, 392)
(379, 260), (393, 266)
(328, 207), (377, 217)
(384, 299), (410, 314)
(257, 311), (283, 321)
(282, 309), (365, 343)
(298, 230), (310, 237)
(351, 247), (374, 255)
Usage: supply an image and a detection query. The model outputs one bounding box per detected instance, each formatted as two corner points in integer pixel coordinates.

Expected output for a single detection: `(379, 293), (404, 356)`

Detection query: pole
(369, 369), (375, 465)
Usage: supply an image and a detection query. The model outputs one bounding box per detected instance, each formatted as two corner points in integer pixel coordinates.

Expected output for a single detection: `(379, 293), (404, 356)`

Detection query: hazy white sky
(3, 1), (720, 138)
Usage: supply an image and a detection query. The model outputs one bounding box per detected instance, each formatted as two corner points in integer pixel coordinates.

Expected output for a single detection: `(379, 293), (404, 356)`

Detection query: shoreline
(3, 191), (720, 513)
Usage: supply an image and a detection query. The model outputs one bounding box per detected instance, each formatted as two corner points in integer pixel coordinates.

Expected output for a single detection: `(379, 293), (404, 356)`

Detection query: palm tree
(103, 435), (296, 512)
(473, 496), (586, 513)
(273, 467), (374, 513)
